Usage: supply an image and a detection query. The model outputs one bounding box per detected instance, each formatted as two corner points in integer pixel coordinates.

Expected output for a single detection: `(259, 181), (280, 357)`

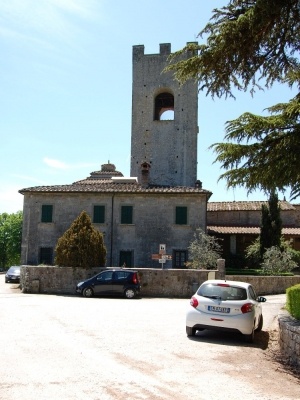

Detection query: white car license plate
(208, 306), (230, 313)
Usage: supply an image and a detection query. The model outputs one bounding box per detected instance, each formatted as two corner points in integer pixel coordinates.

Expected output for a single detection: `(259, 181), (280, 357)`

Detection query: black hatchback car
(76, 268), (141, 299)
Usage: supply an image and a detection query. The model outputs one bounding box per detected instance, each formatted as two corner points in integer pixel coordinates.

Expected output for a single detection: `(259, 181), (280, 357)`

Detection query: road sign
(159, 259), (165, 264)
(151, 254), (161, 260)
(159, 244), (166, 255)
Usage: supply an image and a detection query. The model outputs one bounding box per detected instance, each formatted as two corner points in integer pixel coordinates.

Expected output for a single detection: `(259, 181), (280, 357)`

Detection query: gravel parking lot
(0, 278), (299, 400)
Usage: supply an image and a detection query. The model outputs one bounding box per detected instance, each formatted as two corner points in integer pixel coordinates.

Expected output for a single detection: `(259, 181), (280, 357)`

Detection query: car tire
(244, 327), (255, 343)
(186, 326), (196, 337)
(256, 315), (263, 332)
(83, 287), (94, 298)
(124, 288), (136, 299)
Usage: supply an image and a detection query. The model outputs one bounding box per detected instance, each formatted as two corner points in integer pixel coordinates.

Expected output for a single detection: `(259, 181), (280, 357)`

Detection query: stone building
(19, 43), (211, 268)
(207, 201), (300, 263)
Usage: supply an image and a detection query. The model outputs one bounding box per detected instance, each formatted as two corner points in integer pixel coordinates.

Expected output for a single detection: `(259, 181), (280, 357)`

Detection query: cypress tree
(259, 192), (282, 259)
(55, 211), (106, 269)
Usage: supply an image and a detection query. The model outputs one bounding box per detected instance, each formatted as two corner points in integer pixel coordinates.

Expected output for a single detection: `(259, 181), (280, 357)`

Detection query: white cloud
(43, 157), (98, 170)
(0, 0), (101, 44)
(44, 157), (70, 170)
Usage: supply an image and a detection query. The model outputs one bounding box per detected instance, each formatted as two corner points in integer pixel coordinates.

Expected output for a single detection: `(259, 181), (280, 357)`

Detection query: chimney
(195, 180), (202, 189)
(141, 162), (151, 187)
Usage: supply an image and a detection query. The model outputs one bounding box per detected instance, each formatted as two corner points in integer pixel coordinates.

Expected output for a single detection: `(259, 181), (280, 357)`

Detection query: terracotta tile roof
(208, 226), (260, 234)
(19, 181), (212, 195)
(208, 226), (300, 235)
(207, 201), (295, 211)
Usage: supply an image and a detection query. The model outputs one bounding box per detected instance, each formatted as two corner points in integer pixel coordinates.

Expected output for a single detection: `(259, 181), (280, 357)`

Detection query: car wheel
(83, 287), (94, 298)
(124, 288), (136, 299)
(244, 327), (255, 343)
(256, 315), (263, 332)
(186, 326), (196, 337)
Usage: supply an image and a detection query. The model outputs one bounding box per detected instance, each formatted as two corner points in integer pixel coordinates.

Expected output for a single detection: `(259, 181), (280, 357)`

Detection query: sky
(1, 0), (296, 213)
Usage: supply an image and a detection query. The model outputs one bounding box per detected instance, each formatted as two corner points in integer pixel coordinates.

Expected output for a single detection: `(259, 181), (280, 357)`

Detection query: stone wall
(224, 275), (300, 295)
(278, 312), (300, 370)
(20, 265), (222, 297)
(20, 263), (300, 297)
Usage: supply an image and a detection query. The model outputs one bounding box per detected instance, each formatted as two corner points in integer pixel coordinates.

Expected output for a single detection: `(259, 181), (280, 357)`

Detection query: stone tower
(130, 43), (198, 187)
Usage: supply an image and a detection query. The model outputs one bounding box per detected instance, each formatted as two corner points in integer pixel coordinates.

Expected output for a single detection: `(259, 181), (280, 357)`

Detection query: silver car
(186, 279), (266, 343)
(5, 266), (21, 283)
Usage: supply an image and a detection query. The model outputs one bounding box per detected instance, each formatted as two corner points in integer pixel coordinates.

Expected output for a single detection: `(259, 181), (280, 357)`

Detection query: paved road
(0, 278), (299, 400)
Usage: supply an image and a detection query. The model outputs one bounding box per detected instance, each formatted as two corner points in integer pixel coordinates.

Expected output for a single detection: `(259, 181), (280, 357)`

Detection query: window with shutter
(93, 205), (105, 223)
(121, 206), (133, 224)
(175, 206), (187, 225)
(41, 205), (53, 223)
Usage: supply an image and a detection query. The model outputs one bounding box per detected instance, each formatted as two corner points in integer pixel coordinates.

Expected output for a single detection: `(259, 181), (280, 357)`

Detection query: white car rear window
(199, 284), (247, 301)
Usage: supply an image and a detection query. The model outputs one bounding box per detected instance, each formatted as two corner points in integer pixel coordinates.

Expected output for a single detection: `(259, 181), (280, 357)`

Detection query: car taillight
(190, 296), (198, 308)
(241, 303), (253, 313)
(132, 273), (139, 284)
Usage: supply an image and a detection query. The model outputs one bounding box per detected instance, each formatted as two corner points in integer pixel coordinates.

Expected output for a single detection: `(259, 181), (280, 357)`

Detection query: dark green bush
(226, 269), (293, 276)
(55, 211), (106, 269)
(286, 284), (300, 320)
(225, 269), (261, 276)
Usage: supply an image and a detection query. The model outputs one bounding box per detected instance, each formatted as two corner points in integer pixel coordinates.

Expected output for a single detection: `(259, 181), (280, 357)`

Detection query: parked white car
(186, 279), (266, 343)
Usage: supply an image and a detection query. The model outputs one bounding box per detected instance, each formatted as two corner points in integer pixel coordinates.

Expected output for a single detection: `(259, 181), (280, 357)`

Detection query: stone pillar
(217, 259), (225, 279)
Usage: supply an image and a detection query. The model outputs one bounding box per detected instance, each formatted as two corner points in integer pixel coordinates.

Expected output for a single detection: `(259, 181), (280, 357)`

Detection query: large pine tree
(166, 0), (300, 199)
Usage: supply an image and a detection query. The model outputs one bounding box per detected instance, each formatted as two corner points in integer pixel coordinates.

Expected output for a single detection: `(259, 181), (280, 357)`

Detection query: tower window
(154, 92), (174, 120)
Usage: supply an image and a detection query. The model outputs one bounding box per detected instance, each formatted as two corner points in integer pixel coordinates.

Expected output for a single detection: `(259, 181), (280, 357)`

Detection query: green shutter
(93, 205), (105, 223)
(176, 206), (187, 225)
(41, 205), (53, 223)
(121, 206), (133, 224)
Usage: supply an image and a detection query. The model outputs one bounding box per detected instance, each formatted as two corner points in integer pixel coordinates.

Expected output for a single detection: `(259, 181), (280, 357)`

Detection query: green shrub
(225, 268), (293, 276)
(225, 269), (261, 276)
(55, 211), (106, 269)
(261, 246), (297, 275)
(287, 247), (300, 266)
(286, 284), (300, 320)
(186, 228), (222, 269)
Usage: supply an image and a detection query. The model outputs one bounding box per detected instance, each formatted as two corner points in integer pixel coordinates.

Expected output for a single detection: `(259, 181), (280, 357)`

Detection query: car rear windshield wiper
(203, 295), (221, 300)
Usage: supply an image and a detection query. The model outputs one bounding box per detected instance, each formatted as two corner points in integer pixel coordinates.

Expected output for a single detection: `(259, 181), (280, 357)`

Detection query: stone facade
(20, 187), (209, 268)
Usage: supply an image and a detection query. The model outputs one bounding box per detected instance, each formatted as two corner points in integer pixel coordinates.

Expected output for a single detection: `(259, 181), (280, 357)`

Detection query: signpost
(152, 244), (172, 268)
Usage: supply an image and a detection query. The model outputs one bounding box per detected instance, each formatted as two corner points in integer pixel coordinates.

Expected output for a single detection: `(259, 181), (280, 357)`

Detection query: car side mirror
(257, 296), (267, 303)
